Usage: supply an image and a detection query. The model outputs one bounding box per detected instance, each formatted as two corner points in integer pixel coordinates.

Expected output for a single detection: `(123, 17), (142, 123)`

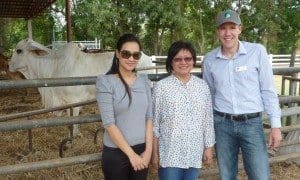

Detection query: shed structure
(0, 0), (56, 19)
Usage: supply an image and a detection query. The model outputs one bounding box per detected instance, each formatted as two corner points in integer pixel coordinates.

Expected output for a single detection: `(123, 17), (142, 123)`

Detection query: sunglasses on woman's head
(120, 50), (142, 60)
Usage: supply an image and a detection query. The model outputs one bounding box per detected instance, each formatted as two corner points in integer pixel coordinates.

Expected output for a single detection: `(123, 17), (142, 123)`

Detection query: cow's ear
(31, 49), (49, 56)
(27, 41), (50, 57)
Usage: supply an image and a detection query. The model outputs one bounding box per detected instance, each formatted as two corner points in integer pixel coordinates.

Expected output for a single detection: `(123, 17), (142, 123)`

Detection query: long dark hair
(165, 40), (196, 74)
(106, 33), (142, 106)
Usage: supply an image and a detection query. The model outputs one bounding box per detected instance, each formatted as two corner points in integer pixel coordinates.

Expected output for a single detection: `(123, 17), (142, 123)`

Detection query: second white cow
(9, 38), (155, 135)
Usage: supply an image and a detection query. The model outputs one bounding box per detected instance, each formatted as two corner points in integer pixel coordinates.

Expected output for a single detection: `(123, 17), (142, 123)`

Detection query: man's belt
(214, 110), (261, 121)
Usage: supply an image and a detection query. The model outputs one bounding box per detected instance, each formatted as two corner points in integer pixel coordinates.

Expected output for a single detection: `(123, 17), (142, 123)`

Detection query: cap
(216, 10), (241, 27)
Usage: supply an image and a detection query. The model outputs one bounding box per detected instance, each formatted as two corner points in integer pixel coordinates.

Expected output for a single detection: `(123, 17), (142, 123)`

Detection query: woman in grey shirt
(96, 34), (153, 180)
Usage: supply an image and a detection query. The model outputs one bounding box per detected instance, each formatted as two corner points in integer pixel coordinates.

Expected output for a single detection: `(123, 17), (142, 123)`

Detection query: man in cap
(203, 10), (282, 180)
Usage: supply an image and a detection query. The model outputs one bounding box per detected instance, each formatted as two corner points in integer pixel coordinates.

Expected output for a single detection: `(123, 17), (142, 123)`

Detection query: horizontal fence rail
(201, 152), (300, 177)
(1, 152), (299, 176)
(1, 108), (299, 132)
(0, 99), (96, 122)
(0, 95), (297, 122)
(0, 153), (101, 175)
(279, 96), (300, 104)
(0, 114), (100, 132)
(151, 54), (300, 62)
(50, 39), (101, 50)
(270, 54), (300, 63)
(2, 67), (300, 89)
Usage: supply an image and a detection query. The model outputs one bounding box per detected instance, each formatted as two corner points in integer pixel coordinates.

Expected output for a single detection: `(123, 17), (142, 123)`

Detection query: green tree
(276, 0), (300, 54)
(72, 0), (147, 50)
(143, 0), (190, 55)
(0, 0), (299, 56)
(1, 19), (27, 55)
(32, 13), (56, 45)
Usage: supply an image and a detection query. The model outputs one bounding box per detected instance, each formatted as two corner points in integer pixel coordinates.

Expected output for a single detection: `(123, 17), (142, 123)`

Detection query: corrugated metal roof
(0, 0), (56, 19)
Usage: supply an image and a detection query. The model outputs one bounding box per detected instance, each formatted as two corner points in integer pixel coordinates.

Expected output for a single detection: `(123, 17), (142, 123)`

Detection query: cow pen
(0, 111), (299, 176)
(1, 67), (300, 178)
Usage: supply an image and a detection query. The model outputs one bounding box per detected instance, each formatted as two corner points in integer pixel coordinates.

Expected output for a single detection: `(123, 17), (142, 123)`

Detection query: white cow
(9, 38), (155, 136)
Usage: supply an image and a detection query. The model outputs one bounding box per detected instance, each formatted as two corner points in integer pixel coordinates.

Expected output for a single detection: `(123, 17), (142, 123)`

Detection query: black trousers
(102, 143), (148, 180)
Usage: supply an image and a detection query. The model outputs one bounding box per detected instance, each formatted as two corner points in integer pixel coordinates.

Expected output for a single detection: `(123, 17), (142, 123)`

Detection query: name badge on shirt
(235, 66), (247, 72)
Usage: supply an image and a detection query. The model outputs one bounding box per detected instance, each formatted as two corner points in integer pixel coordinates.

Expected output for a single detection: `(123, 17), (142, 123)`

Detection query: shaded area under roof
(0, 0), (56, 19)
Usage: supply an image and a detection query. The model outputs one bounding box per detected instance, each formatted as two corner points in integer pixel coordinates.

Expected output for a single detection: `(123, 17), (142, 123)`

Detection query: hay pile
(0, 89), (299, 179)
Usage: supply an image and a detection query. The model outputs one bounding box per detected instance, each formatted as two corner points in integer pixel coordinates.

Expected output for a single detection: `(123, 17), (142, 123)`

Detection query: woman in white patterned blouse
(151, 41), (215, 180)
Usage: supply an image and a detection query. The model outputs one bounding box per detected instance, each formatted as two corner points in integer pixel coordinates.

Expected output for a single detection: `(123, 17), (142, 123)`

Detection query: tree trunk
(153, 26), (159, 55)
(198, 8), (205, 53)
(158, 28), (165, 55)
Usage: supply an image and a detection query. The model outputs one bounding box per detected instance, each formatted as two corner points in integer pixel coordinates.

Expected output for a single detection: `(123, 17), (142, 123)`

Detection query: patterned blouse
(152, 74), (215, 168)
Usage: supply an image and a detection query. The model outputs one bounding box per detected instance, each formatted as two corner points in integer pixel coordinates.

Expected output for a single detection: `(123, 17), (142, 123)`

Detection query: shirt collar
(171, 74), (194, 86)
(216, 41), (247, 59)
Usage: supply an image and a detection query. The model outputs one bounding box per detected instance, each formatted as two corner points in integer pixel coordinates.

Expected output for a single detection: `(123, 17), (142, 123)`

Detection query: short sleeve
(140, 74), (153, 120)
(95, 75), (115, 128)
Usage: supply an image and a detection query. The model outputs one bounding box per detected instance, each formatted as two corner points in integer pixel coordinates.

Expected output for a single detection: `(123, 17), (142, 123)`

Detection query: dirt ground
(0, 89), (299, 180)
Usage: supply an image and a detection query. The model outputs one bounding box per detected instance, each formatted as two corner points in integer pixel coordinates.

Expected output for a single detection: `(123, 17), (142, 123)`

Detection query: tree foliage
(0, 0), (299, 56)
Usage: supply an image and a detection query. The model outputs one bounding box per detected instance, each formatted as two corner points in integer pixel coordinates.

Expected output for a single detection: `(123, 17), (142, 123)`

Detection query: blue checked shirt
(203, 41), (281, 128)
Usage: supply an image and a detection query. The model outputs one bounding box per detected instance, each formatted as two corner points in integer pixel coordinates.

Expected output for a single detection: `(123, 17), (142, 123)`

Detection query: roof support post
(27, 19), (32, 39)
(66, 0), (72, 42)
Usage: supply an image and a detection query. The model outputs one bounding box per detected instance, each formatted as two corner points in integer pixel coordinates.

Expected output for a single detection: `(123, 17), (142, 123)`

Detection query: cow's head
(9, 38), (51, 78)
